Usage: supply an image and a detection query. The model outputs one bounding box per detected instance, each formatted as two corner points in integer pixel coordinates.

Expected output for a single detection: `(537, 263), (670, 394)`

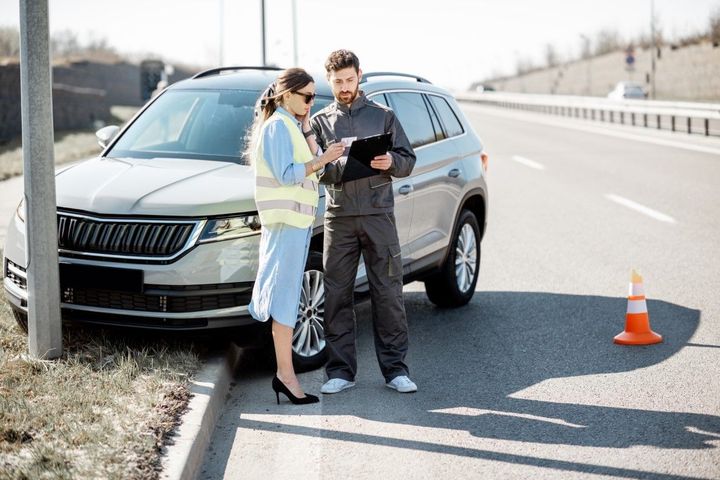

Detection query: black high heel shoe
(272, 376), (319, 405)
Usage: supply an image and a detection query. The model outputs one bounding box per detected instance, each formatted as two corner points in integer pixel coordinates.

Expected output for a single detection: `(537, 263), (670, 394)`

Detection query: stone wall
(0, 62), (110, 142)
(486, 41), (720, 102)
(0, 60), (195, 143)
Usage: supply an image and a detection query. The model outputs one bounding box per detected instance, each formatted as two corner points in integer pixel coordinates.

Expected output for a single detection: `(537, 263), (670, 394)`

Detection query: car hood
(56, 157), (258, 217)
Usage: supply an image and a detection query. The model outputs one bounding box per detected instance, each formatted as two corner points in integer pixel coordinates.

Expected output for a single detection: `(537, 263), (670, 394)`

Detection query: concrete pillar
(19, 0), (62, 359)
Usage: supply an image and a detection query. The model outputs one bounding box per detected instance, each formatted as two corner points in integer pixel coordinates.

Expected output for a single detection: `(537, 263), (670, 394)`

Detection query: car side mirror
(96, 125), (120, 149)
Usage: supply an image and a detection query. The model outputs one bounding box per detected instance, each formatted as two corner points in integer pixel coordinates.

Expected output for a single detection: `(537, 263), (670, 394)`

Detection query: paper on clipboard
(340, 132), (392, 182)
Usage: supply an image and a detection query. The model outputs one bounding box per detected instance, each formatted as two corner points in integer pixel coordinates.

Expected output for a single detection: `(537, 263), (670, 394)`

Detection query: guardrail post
(600, 110), (604, 122)
(671, 116), (676, 132)
(644, 113), (648, 128)
(610, 111), (614, 123)
(687, 117), (691, 134)
(631, 112), (635, 126)
(620, 112), (624, 124)
(657, 115), (661, 129)
(705, 118), (710, 136)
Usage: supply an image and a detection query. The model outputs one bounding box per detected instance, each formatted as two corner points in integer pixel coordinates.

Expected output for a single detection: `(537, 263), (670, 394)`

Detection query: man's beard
(336, 86), (359, 105)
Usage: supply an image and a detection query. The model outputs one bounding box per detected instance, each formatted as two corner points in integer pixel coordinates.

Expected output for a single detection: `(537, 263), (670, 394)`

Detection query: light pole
(260, 0), (266, 66)
(19, 0), (62, 359)
(580, 33), (592, 96)
(218, 0), (224, 66)
(650, 0), (657, 99)
(291, 0), (298, 66)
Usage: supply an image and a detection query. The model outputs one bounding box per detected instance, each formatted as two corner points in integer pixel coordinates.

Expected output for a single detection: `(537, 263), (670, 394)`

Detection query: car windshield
(107, 89), (331, 163)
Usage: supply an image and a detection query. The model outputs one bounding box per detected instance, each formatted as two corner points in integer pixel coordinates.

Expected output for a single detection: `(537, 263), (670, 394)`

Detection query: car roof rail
(192, 66), (284, 79)
(361, 72), (432, 84)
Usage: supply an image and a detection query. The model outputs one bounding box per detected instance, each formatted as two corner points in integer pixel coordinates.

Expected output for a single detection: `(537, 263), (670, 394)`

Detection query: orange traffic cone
(614, 270), (663, 345)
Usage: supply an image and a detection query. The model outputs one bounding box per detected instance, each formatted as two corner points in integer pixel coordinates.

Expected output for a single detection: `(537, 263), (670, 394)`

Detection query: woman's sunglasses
(293, 91), (316, 104)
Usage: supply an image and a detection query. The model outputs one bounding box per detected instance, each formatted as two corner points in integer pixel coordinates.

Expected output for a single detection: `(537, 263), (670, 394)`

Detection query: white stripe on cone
(627, 299), (648, 314)
(629, 282), (645, 297)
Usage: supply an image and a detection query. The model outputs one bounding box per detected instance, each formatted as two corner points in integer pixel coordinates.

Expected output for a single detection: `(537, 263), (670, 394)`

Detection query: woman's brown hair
(244, 68), (314, 164)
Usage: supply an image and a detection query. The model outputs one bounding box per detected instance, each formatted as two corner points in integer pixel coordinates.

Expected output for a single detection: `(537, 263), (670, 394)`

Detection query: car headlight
(198, 214), (261, 243)
(16, 198), (25, 222)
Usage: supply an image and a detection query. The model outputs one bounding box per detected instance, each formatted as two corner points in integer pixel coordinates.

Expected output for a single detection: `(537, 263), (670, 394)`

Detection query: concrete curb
(160, 344), (242, 480)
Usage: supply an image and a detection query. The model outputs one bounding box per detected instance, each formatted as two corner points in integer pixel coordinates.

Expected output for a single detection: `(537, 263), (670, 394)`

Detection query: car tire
(291, 251), (328, 372)
(12, 310), (28, 333)
(424, 209), (481, 308)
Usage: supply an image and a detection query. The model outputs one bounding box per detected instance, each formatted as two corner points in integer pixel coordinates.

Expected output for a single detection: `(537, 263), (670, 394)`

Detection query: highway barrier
(457, 91), (720, 137)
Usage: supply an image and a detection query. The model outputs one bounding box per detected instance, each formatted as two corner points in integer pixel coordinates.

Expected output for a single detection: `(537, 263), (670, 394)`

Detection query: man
(307, 49), (417, 394)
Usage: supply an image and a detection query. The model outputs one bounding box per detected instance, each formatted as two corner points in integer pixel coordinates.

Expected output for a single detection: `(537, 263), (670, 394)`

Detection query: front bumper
(2, 212), (263, 330)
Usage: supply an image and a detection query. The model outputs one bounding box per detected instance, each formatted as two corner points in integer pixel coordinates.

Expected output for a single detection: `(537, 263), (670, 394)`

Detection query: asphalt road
(200, 105), (720, 479)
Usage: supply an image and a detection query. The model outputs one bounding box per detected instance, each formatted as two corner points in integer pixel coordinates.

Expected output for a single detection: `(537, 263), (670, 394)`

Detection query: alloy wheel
(293, 269), (326, 357)
(454, 224), (478, 293)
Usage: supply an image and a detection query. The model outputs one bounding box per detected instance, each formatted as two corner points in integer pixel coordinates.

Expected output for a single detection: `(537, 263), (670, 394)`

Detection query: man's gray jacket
(309, 92), (416, 217)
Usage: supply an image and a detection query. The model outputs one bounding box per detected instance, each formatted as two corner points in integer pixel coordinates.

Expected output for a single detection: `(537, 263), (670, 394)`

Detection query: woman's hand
(298, 112), (311, 131)
(319, 142), (345, 166)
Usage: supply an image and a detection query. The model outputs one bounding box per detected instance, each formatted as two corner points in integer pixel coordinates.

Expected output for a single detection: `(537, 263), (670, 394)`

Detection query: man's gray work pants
(323, 212), (409, 382)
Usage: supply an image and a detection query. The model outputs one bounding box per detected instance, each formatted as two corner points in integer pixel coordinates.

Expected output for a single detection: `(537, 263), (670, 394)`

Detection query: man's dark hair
(324, 49), (360, 74)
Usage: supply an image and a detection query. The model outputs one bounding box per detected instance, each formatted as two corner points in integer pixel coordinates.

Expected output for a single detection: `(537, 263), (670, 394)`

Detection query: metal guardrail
(456, 92), (720, 137)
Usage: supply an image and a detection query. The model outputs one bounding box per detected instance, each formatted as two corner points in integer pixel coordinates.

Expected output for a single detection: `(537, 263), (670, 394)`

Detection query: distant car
(3, 67), (489, 370)
(607, 82), (647, 100)
(474, 84), (496, 93)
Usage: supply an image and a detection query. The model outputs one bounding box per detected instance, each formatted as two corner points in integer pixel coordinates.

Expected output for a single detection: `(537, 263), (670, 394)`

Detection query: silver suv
(3, 67), (488, 370)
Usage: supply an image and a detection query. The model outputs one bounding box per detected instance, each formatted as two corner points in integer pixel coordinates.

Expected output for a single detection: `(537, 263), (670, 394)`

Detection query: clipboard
(340, 132), (392, 182)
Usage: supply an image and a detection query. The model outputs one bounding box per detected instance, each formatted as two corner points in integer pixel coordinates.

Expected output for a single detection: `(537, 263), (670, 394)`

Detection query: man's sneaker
(320, 378), (356, 394)
(385, 375), (417, 393)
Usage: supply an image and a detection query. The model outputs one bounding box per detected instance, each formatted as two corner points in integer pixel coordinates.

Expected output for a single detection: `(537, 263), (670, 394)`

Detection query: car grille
(57, 213), (199, 259)
(61, 282), (252, 313)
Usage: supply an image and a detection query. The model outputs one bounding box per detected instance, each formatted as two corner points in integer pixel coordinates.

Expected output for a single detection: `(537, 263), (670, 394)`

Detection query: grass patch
(0, 296), (208, 479)
(0, 105), (139, 181)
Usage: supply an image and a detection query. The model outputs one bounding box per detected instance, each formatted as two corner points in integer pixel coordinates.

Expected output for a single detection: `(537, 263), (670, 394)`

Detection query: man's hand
(370, 153), (392, 171)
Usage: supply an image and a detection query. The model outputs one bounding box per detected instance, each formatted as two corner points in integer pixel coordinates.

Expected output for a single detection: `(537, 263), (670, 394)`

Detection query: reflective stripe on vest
(255, 113), (318, 228)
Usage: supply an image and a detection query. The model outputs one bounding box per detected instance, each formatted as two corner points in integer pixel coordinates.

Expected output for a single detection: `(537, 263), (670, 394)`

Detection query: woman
(246, 68), (344, 405)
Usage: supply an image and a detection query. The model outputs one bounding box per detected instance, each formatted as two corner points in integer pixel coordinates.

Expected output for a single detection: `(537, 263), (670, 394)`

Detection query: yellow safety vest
(255, 112), (319, 228)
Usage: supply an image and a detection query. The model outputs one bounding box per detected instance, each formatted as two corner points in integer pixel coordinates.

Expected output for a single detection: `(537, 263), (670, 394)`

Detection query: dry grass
(0, 105), (139, 181)
(0, 103), (210, 479)
(0, 297), (205, 480)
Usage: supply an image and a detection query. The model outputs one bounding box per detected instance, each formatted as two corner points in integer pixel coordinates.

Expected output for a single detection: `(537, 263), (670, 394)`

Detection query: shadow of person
(218, 291), (717, 477)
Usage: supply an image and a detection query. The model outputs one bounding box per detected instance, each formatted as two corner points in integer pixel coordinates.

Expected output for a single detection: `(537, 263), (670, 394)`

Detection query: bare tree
(51, 30), (82, 57)
(515, 56), (536, 76)
(711, 6), (720, 45)
(594, 29), (622, 55)
(0, 26), (20, 58)
(579, 35), (592, 59)
(545, 43), (559, 67)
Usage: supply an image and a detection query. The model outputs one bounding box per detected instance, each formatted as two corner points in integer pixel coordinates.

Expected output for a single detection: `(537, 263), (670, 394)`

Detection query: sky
(1, 0), (718, 91)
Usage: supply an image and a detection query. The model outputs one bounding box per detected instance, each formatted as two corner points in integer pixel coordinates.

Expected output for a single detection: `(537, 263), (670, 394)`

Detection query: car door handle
(448, 168), (461, 178)
(398, 185), (413, 195)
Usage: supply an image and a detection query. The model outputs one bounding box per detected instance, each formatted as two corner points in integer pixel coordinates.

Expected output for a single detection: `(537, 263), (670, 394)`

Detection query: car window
(108, 90), (333, 163)
(423, 95), (445, 142)
(109, 90), (257, 162)
(369, 93), (390, 108)
(428, 95), (464, 138)
(387, 92), (436, 148)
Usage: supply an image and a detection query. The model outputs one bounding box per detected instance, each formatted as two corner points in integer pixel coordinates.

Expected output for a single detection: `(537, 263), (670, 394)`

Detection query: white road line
(462, 104), (720, 156)
(605, 193), (677, 224)
(512, 155), (546, 170)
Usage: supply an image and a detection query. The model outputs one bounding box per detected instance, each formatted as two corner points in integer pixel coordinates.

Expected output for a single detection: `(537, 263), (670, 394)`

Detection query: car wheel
(12, 310), (28, 333)
(424, 209), (481, 308)
(291, 252), (328, 372)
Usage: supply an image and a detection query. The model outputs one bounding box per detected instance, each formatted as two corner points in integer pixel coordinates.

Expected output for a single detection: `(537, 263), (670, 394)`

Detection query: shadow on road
(218, 291), (717, 479)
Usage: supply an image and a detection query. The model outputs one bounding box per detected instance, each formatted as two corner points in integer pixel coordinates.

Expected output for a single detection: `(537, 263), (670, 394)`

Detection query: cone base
(613, 330), (663, 345)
